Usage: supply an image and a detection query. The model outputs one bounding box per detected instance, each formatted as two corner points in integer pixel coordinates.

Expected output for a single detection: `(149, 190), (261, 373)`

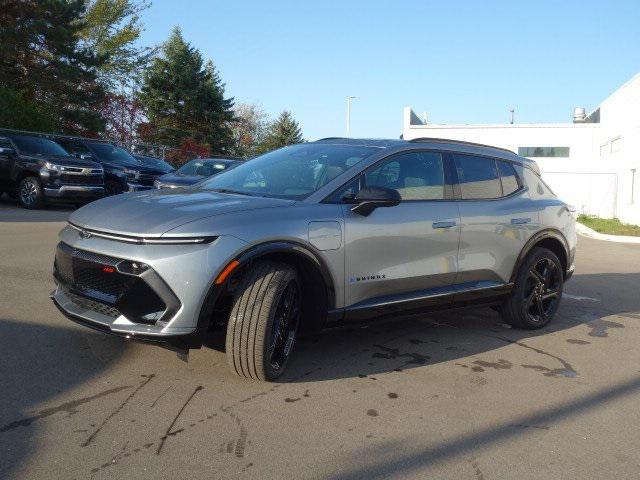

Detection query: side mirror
(351, 186), (401, 216)
(0, 146), (16, 156)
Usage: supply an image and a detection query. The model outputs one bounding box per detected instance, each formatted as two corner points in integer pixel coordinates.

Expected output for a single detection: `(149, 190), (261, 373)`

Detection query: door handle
(510, 218), (531, 225)
(433, 220), (457, 229)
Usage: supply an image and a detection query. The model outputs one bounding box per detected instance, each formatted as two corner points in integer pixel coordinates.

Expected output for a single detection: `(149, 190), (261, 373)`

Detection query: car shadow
(275, 272), (640, 383)
(0, 318), (128, 479)
(0, 193), (75, 222)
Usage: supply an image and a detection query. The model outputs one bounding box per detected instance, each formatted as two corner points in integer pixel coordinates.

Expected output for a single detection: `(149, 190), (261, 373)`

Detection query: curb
(576, 222), (640, 244)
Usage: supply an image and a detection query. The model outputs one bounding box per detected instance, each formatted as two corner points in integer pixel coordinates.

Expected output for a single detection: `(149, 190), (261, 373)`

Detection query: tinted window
(8, 135), (70, 156)
(453, 154), (501, 199)
(496, 160), (520, 195)
(518, 147), (569, 157)
(87, 142), (141, 166)
(199, 144), (376, 200)
(59, 141), (90, 156)
(178, 159), (235, 176)
(364, 151), (445, 200)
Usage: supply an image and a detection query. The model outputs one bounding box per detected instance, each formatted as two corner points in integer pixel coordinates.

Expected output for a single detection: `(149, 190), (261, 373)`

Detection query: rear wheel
(225, 261), (301, 381)
(18, 176), (45, 209)
(501, 247), (563, 329)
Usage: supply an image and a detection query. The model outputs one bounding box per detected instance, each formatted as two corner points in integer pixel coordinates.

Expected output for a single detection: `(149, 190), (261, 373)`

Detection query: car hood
(24, 154), (102, 169)
(157, 173), (203, 186)
(70, 189), (295, 236)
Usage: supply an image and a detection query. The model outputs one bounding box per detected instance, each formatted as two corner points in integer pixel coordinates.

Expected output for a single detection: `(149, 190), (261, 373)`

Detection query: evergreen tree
(259, 111), (303, 152)
(79, 0), (155, 89)
(0, 0), (105, 133)
(138, 27), (234, 153)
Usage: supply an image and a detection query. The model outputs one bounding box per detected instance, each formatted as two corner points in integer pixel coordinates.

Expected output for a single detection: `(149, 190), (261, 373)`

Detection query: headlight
(42, 161), (63, 173)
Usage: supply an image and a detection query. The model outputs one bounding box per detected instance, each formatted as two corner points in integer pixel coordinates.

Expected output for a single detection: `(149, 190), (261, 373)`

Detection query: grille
(55, 243), (134, 302)
(54, 242), (169, 324)
(65, 289), (121, 318)
(60, 174), (104, 186)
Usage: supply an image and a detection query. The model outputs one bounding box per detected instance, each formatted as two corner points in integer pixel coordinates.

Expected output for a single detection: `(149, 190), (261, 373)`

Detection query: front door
(342, 150), (460, 308)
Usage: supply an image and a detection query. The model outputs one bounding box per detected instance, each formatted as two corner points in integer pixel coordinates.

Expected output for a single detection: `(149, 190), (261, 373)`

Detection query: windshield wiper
(211, 188), (253, 196)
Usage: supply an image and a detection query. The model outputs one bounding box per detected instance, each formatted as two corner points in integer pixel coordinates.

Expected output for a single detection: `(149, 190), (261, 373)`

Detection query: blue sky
(139, 0), (640, 139)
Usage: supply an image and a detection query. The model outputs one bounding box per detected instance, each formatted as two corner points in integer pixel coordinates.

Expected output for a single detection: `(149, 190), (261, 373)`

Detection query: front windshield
(88, 142), (141, 166)
(198, 144), (377, 199)
(178, 159), (233, 176)
(9, 135), (70, 157)
(143, 157), (174, 170)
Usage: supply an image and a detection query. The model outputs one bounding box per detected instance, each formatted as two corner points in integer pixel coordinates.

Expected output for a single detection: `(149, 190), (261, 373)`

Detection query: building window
(611, 137), (622, 153)
(600, 143), (609, 158)
(518, 147), (570, 158)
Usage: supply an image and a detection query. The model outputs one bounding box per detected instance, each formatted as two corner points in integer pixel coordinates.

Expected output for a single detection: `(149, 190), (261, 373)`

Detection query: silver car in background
(51, 138), (576, 381)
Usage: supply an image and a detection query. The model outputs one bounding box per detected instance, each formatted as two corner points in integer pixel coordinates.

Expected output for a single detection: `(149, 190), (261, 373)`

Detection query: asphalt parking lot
(2, 198), (640, 480)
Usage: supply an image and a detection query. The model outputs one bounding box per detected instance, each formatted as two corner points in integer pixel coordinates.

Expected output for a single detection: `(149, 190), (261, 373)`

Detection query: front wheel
(18, 176), (45, 209)
(225, 261), (301, 381)
(501, 247), (564, 329)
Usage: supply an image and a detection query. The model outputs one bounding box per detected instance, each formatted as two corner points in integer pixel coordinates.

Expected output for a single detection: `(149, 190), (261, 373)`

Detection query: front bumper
(51, 225), (248, 349)
(44, 185), (105, 199)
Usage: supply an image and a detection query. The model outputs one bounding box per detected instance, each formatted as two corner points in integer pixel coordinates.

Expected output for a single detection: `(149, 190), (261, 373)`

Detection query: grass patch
(577, 214), (640, 237)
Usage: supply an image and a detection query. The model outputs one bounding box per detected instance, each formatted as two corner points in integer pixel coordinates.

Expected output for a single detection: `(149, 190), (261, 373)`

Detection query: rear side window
(496, 160), (521, 195)
(453, 154), (501, 199)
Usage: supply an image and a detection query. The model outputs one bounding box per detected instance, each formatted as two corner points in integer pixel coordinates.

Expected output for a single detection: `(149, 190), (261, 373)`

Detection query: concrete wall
(402, 72), (640, 224)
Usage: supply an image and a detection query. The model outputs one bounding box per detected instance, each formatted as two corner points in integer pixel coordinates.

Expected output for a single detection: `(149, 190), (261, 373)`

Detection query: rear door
(342, 150), (460, 309)
(453, 153), (536, 286)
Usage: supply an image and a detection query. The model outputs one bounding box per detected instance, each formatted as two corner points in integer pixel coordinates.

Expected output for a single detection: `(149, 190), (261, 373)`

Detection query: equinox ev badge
(79, 229), (92, 240)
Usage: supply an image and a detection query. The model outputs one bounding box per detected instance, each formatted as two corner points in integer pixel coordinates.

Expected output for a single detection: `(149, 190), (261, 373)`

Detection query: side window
(453, 154), (502, 199)
(496, 160), (521, 195)
(59, 141), (87, 156)
(364, 151), (445, 200)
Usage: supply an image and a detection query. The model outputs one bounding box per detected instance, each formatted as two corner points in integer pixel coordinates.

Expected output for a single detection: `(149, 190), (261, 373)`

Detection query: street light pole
(346, 96), (356, 137)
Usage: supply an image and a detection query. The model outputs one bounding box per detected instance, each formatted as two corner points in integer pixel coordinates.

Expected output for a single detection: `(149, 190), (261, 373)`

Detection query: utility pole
(509, 109), (515, 124)
(346, 96), (356, 137)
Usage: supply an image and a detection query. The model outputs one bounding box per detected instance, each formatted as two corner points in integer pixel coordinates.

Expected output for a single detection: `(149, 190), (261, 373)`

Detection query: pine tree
(259, 111), (303, 153)
(0, 0), (105, 133)
(138, 27), (235, 154)
(79, 0), (155, 90)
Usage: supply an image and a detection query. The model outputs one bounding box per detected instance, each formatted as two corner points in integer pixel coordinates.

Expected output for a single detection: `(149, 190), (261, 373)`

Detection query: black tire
(18, 176), (45, 209)
(105, 180), (123, 196)
(501, 247), (564, 329)
(225, 261), (301, 381)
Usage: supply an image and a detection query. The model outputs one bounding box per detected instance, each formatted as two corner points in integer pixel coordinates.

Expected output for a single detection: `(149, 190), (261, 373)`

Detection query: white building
(402, 72), (640, 225)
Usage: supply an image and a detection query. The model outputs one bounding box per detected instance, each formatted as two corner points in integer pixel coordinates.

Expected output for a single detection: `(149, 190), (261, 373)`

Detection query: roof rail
(408, 137), (516, 155)
(316, 137), (349, 141)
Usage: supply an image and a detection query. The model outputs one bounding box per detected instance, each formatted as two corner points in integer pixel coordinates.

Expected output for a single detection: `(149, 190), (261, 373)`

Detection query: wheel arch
(199, 240), (336, 337)
(15, 169), (41, 184)
(510, 229), (569, 282)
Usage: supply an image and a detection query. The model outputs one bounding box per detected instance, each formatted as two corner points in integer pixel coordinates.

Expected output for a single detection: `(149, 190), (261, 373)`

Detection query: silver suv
(51, 138), (576, 381)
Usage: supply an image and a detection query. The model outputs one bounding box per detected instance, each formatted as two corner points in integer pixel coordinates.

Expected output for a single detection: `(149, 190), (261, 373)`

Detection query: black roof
(313, 136), (536, 169)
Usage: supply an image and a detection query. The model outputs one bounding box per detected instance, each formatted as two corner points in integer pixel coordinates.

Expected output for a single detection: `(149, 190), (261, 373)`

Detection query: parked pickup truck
(52, 137), (167, 195)
(0, 130), (104, 209)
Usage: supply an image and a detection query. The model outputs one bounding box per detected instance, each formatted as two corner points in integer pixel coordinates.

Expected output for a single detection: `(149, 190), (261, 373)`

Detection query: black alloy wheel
(268, 280), (301, 372)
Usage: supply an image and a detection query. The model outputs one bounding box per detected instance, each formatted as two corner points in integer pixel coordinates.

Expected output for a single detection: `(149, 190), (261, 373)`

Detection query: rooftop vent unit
(573, 107), (586, 123)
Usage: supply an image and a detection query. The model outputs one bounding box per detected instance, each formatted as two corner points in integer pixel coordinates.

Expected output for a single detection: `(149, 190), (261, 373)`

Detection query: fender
(510, 228), (570, 283)
(236, 240), (336, 309)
